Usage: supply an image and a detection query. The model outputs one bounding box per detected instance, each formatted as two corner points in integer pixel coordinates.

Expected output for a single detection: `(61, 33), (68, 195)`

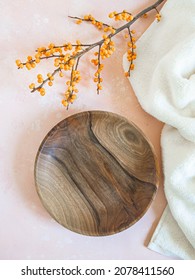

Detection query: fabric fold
(123, 0), (195, 259)
(148, 206), (195, 260)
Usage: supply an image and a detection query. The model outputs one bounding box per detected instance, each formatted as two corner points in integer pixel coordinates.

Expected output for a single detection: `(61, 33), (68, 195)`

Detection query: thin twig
(35, 43), (93, 53)
(75, 56), (80, 71)
(115, 11), (133, 16)
(68, 15), (115, 30)
(97, 44), (101, 95)
(127, 27), (134, 76)
(31, 67), (61, 92)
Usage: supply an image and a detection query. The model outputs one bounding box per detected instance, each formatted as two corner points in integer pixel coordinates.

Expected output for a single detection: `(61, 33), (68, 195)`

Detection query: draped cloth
(123, 0), (195, 259)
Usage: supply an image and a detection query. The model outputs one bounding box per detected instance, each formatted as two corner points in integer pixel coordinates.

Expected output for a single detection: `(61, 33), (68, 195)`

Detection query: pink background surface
(0, 0), (177, 260)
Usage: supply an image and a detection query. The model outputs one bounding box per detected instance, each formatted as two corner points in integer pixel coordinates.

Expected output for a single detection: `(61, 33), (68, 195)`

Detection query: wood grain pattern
(34, 111), (159, 236)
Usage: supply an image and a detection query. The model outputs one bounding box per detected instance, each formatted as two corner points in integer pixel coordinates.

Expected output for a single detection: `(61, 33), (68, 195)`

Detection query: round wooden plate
(34, 111), (159, 236)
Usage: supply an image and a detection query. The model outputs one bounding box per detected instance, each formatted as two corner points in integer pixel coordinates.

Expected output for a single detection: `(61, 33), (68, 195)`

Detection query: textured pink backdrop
(0, 0), (176, 260)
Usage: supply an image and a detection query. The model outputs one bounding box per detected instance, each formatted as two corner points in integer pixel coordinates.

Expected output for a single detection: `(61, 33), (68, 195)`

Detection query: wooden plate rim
(34, 110), (160, 235)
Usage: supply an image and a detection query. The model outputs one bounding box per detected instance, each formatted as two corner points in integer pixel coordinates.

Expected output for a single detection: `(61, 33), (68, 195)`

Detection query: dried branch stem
(20, 0), (165, 102)
(68, 15), (114, 29)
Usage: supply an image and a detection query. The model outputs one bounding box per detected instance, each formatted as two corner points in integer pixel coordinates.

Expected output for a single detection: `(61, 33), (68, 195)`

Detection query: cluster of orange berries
(124, 30), (137, 77)
(94, 64), (104, 92)
(109, 10), (134, 21)
(76, 14), (116, 34)
(16, 42), (82, 71)
(16, 56), (36, 70)
(16, 7), (162, 108)
(16, 41), (85, 106)
(100, 35), (115, 60)
(62, 70), (81, 107)
(156, 13), (161, 22)
(91, 34), (115, 92)
(90, 59), (104, 92)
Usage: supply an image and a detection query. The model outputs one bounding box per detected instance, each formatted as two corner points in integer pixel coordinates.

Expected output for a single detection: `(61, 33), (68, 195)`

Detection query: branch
(68, 0), (165, 56)
(68, 15), (114, 30)
(17, 0), (166, 107)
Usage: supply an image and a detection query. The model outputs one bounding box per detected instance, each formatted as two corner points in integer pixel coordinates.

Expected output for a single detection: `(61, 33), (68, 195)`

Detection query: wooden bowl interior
(35, 111), (158, 236)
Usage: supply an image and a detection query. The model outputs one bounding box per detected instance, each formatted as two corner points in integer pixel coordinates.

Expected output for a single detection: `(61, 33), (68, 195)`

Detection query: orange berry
(26, 63), (31, 70)
(125, 72), (130, 77)
(69, 59), (75, 66)
(48, 81), (53, 86)
(127, 15), (134, 21)
(48, 43), (55, 49)
(64, 64), (70, 71)
(76, 40), (81, 45)
(31, 62), (36, 68)
(27, 56), (32, 61)
(71, 94), (77, 100)
(54, 58), (60, 67)
(15, 59), (21, 66)
(97, 22), (103, 29)
(115, 14), (122, 21)
(105, 38), (110, 45)
(62, 100), (68, 107)
(37, 74), (43, 79)
(97, 83), (102, 90)
(35, 53), (41, 59)
(130, 64), (135, 70)
(108, 12), (115, 18)
(65, 92), (70, 98)
(94, 72), (98, 77)
(67, 43), (72, 50)
(156, 13), (161, 22)
(76, 19), (82, 24)
(128, 42), (132, 48)
(45, 51), (51, 57)
(29, 83), (35, 89)
(39, 88), (45, 96)
(84, 15), (89, 20)
(104, 27), (109, 32)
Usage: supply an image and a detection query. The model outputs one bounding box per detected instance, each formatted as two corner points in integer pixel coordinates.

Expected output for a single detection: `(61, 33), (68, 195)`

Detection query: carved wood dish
(34, 111), (159, 236)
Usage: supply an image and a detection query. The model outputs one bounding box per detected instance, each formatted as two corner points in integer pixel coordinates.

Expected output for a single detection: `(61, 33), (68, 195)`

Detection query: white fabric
(123, 0), (195, 259)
